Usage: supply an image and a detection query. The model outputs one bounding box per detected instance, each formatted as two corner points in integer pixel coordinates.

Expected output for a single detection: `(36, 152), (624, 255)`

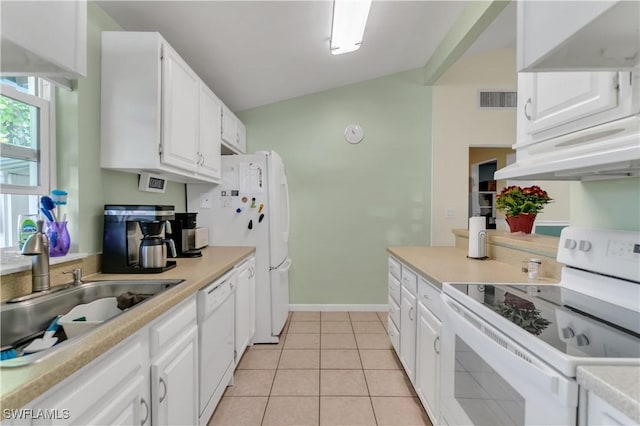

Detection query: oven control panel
(558, 227), (640, 282)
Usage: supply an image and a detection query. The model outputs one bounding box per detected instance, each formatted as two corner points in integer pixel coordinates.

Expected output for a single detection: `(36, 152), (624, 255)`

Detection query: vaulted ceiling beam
(423, 0), (510, 85)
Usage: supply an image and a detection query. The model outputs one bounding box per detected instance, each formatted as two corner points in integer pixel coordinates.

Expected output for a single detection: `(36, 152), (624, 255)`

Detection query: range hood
(495, 116), (640, 181)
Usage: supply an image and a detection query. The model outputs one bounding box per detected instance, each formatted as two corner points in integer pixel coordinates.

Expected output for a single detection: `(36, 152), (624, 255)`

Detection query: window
(0, 77), (55, 248)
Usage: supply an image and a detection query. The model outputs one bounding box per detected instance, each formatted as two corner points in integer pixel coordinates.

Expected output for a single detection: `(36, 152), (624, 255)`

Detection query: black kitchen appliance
(102, 205), (177, 273)
(167, 212), (203, 258)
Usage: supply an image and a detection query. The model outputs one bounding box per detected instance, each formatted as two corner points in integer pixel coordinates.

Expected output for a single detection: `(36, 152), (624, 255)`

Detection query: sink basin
(0, 279), (183, 367)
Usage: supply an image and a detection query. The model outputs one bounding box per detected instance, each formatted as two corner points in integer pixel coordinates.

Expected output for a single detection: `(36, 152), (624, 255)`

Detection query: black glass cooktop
(447, 283), (640, 358)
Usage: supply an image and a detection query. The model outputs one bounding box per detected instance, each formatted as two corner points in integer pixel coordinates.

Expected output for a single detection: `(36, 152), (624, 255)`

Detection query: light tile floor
(209, 311), (432, 426)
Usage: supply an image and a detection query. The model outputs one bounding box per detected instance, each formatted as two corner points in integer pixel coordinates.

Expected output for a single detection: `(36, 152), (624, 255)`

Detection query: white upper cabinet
(101, 32), (221, 184)
(0, 0), (87, 79)
(198, 84), (223, 180)
(161, 45), (200, 172)
(221, 105), (246, 154)
(517, 71), (631, 146)
(518, 1), (640, 72)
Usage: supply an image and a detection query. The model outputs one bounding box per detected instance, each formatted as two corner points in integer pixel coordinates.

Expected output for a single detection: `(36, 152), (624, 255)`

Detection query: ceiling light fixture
(330, 0), (372, 55)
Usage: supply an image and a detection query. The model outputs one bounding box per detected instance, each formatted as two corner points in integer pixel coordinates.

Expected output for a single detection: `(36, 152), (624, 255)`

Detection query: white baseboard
(289, 304), (388, 312)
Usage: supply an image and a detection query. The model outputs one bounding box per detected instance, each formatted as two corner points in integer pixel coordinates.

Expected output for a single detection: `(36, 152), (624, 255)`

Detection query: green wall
(239, 69), (431, 305)
(571, 178), (640, 231)
(56, 2), (186, 254)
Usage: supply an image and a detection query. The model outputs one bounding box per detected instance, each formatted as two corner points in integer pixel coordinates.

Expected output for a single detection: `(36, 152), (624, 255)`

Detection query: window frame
(0, 80), (55, 196)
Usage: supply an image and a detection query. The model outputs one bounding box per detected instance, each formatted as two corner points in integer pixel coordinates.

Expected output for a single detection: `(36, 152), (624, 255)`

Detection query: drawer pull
(524, 98), (532, 121)
(409, 307), (414, 321)
(141, 398), (149, 425)
(423, 294), (431, 300)
(159, 377), (168, 403)
(434, 336), (440, 354)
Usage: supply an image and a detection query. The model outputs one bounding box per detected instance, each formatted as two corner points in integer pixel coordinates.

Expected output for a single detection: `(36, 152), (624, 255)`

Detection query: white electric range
(440, 227), (640, 426)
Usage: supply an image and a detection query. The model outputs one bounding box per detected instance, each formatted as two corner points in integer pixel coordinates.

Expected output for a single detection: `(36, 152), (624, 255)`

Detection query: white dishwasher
(197, 269), (236, 425)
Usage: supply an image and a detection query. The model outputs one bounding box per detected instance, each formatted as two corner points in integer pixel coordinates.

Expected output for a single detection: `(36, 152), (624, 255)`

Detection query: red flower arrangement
(495, 185), (552, 217)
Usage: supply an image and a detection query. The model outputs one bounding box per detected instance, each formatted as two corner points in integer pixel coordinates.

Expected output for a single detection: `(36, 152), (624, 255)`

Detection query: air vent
(478, 90), (517, 109)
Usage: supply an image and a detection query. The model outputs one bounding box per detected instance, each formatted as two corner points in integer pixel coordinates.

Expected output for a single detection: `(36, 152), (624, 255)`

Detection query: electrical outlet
(445, 208), (456, 218)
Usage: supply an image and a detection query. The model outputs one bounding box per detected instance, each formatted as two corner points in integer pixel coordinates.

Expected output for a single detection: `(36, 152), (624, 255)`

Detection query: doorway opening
(469, 147), (514, 230)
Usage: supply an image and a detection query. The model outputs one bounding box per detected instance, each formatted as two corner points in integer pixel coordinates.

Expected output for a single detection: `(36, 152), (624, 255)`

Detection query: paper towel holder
(467, 229), (489, 260)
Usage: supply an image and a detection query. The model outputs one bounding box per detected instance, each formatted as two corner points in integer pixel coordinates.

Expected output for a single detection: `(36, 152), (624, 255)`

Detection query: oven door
(441, 294), (578, 426)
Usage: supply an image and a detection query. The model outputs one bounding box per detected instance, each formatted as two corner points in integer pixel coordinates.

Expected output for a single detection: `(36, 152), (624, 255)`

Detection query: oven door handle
(444, 297), (570, 398)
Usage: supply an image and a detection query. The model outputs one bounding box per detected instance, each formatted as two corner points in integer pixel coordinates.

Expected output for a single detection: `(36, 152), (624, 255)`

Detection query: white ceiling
(97, 1), (515, 112)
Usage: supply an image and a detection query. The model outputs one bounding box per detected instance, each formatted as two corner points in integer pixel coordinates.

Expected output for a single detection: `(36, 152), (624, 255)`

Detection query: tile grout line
(260, 319), (287, 426)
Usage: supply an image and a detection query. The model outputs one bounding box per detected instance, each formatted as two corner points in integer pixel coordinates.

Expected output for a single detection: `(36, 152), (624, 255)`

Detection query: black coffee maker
(167, 212), (203, 258)
(102, 205), (177, 273)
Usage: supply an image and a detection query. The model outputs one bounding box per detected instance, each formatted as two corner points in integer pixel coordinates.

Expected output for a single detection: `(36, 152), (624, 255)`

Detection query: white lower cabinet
(416, 301), (441, 425)
(388, 255), (442, 425)
(150, 300), (198, 426)
(17, 256), (263, 425)
(399, 286), (417, 384)
(585, 392), (636, 426)
(235, 256), (256, 362)
(28, 333), (150, 426)
(86, 374), (149, 426)
(26, 297), (200, 426)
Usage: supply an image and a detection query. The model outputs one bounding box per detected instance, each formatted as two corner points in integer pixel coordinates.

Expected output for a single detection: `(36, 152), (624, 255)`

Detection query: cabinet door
(221, 104), (238, 148)
(198, 83), (222, 180)
(30, 335), (148, 426)
(586, 392), (636, 426)
(151, 325), (199, 426)
(1, 0), (87, 77)
(84, 374), (149, 426)
(236, 119), (247, 154)
(416, 303), (441, 425)
(249, 257), (256, 340)
(161, 43), (199, 172)
(400, 286), (417, 384)
(519, 71), (620, 141)
(235, 259), (253, 360)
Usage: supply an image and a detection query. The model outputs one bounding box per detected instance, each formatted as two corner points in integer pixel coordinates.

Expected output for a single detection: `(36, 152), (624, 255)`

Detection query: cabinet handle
(159, 377), (168, 403)
(140, 398), (149, 425)
(524, 98), (532, 121)
(409, 307), (414, 321)
(423, 294), (431, 301)
(434, 336), (440, 355)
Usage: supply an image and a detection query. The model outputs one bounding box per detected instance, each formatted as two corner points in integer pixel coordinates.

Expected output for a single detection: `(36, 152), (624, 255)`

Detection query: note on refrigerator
(239, 163), (264, 193)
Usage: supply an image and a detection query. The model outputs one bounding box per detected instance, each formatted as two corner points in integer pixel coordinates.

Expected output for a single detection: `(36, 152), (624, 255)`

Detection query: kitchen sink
(0, 279), (184, 367)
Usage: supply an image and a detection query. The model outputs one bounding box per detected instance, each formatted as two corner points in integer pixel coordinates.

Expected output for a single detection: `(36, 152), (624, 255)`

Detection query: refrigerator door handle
(270, 257), (291, 271)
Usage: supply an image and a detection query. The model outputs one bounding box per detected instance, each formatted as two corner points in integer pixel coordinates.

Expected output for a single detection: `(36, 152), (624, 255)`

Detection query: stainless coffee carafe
(139, 221), (177, 269)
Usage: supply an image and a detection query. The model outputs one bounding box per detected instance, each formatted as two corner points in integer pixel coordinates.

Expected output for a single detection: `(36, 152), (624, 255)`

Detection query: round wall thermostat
(344, 124), (364, 144)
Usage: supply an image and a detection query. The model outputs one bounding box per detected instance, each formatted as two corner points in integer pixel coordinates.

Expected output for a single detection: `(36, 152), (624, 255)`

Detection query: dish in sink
(0, 279), (184, 367)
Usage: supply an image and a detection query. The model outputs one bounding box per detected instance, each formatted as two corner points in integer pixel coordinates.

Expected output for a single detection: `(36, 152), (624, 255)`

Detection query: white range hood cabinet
(495, 115), (640, 181)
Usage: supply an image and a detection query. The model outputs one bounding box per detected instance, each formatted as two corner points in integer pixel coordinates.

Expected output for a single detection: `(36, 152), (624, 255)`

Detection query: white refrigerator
(187, 151), (291, 343)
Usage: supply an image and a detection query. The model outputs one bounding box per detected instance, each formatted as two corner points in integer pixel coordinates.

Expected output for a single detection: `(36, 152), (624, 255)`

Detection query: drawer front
(388, 273), (401, 304)
(418, 277), (442, 319)
(150, 296), (197, 356)
(388, 294), (400, 329)
(389, 257), (401, 280)
(401, 266), (418, 296)
(388, 317), (400, 354)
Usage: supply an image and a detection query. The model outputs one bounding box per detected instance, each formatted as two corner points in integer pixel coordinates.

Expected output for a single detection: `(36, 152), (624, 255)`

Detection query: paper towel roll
(468, 216), (487, 258)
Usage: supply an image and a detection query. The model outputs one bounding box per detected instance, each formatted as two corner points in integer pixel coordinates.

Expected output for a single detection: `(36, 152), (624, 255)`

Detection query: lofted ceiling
(97, 1), (514, 112)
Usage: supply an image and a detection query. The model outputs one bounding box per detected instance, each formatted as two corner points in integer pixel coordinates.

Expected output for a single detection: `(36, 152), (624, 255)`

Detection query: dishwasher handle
(207, 279), (227, 294)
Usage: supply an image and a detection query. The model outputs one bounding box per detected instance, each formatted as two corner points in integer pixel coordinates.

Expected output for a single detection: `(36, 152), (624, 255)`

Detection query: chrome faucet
(21, 219), (50, 292)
